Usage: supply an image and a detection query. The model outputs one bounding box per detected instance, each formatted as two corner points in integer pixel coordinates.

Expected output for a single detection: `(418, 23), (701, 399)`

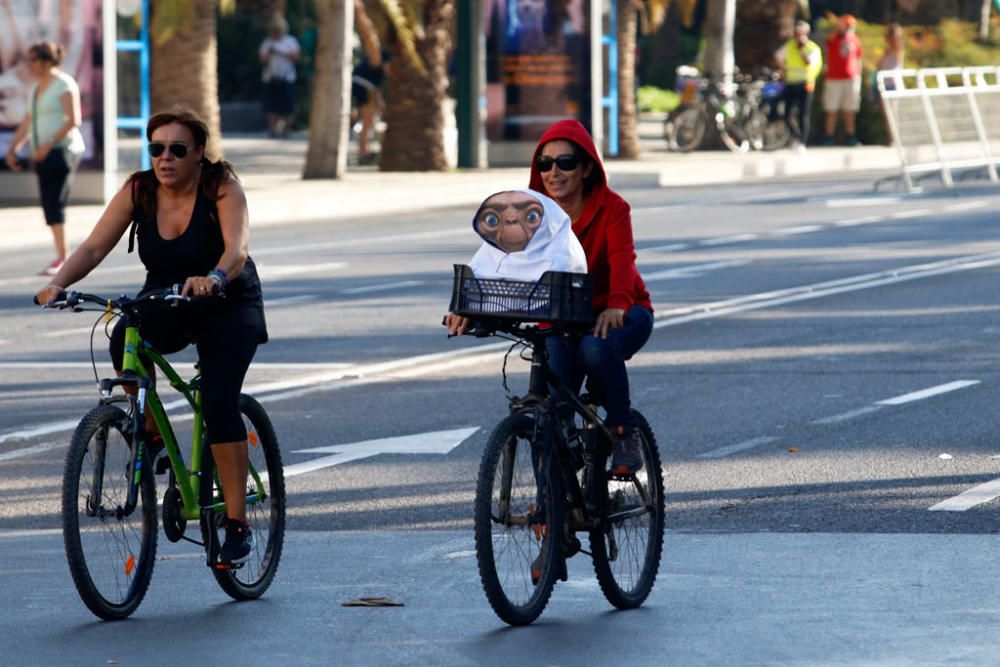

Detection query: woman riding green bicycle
(34, 106), (268, 565)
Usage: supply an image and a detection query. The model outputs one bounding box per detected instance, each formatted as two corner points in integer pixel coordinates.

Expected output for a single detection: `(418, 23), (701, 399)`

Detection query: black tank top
(131, 184), (268, 341)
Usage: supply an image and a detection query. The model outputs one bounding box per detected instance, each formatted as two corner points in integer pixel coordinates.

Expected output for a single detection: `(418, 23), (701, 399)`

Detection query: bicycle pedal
(213, 560), (244, 571)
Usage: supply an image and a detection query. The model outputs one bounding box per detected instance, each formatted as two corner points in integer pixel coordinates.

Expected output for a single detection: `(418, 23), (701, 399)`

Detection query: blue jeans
(545, 305), (654, 428)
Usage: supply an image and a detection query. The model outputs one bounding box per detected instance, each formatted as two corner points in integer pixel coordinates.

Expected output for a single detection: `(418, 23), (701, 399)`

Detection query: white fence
(877, 66), (1000, 191)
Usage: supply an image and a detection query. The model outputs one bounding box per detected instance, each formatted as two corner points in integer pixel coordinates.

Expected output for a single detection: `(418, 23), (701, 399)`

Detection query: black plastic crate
(449, 264), (593, 324)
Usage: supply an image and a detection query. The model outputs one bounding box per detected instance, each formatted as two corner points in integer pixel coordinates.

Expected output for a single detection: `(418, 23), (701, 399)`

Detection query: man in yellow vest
(775, 21), (823, 153)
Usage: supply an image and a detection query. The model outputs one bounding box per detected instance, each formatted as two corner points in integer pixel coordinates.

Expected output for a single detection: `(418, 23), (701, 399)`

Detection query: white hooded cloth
(468, 189), (588, 281)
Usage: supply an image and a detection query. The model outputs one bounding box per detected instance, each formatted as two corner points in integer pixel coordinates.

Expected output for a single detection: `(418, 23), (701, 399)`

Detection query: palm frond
(374, 0), (427, 76)
(151, 0), (194, 46)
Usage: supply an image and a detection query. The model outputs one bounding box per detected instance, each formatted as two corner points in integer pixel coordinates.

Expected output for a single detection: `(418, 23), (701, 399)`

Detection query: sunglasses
(536, 154), (580, 173)
(147, 142), (190, 159)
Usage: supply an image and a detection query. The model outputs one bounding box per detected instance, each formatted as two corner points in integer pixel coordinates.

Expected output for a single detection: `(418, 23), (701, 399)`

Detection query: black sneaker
(220, 518), (253, 564)
(610, 426), (643, 475)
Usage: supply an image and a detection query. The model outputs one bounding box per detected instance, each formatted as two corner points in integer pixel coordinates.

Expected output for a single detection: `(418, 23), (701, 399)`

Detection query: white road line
(643, 260), (749, 282)
(777, 225), (824, 235)
(876, 380), (980, 406)
(0, 361), (354, 371)
(0, 440), (65, 462)
(40, 326), (96, 338)
(263, 295), (318, 307)
(824, 197), (902, 207)
(698, 436), (780, 459)
(698, 234), (759, 246)
(889, 208), (932, 219)
(251, 228), (468, 257)
(943, 201), (988, 213)
(340, 280), (425, 295)
(6, 251), (1000, 452)
(811, 406), (883, 425)
(257, 262), (347, 278)
(929, 477), (1000, 512)
(640, 243), (690, 253)
(833, 216), (883, 227)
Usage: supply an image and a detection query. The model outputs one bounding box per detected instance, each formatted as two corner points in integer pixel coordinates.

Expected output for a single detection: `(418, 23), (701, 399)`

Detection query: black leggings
(35, 147), (79, 225)
(784, 83), (814, 144)
(110, 305), (259, 444)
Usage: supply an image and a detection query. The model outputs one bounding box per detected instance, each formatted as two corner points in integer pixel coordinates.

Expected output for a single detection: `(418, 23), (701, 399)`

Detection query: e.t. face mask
(475, 191), (545, 253)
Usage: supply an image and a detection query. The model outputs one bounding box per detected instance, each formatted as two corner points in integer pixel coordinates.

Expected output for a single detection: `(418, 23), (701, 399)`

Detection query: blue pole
(602, 0), (619, 156)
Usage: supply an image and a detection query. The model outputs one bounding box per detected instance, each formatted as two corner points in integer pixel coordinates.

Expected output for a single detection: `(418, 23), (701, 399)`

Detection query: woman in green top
(4, 40), (86, 276)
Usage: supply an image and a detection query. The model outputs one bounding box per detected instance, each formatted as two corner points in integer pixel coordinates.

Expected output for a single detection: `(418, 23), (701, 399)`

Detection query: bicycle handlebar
(34, 284), (216, 311)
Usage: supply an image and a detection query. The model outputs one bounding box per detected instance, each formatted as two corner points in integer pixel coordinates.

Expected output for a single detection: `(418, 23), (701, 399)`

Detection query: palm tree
(303, 0), (353, 178)
(734, 0), (808, 74)
(369, 0), (455, 171)
(150, 0), (232, 159)
(617, 0), (690, 158)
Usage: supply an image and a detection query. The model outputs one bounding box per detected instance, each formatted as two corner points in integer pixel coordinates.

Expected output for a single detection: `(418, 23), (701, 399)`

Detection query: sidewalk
(0, 117), (901, 252)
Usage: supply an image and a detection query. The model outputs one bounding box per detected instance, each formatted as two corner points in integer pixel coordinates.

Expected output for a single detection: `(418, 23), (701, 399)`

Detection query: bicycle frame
(99, 322), (267, 523)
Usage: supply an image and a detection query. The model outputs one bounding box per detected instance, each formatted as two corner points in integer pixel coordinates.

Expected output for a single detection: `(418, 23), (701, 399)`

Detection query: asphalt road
(3, 173), (1000, 665)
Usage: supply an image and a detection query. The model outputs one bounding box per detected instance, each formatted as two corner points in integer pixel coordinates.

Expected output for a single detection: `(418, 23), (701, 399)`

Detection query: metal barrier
(877, 66), (1000, 191)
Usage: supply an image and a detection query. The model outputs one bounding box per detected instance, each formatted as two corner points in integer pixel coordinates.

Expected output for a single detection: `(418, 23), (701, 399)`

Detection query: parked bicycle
(38, 286), (285, 620)
(448, 266), (665, 626)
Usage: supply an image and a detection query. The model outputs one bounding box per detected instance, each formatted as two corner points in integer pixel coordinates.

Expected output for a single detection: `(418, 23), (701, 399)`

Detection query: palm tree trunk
(734, 0), (799, 74)
(238, 0), (287, 19)
(151, 0), (224, 160)
(617, 0), (641, 159)
(379, 0), (455, 171)
(303, 0), (353, 178)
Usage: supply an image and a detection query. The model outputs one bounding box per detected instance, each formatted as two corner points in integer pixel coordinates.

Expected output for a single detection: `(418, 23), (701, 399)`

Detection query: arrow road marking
(284, 427), (479, 478)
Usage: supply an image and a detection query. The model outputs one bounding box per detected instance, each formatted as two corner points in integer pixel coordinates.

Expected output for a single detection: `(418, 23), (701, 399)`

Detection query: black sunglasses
(147, 142), (190, 159)
(536, 154), (580, 173)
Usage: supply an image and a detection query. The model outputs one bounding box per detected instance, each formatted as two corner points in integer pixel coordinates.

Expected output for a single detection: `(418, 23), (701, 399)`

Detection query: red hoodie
(529, 120), (653, 315)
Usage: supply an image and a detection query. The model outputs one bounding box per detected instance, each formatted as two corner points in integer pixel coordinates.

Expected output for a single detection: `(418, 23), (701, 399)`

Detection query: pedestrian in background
(775, 21), (823, 153)
(823, 14), (863, 146)
(873, 23), (905, 145)
(259, 15), (300, 138)
(4, 40), (85, 276)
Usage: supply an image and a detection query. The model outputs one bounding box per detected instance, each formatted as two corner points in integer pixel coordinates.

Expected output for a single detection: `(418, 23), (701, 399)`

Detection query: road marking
(929, 477), (1000, 512)
(442, 550), (477, 559)
(256, 262), (347, 278)
(652, 250), (1000, 331)
(251, 228), (468, 257)
(943, 201), (988, 213)
(0, 361), (354, 371)
(263, 295), (318, 307)
(7, 252), (1000, 448)
(340, 280), (425, 295)
(643, 260), (749, 282)
(824, 197), (902, 207)
(698, 436), (780, 459)
(875, 380), (980, 406)
(777, 225), (824, 235)
(833, 215), (883, 227)
(285, 427), (478, 477)
(0, 440), (65, 462)
(698, 234), (759, 246)
(889, 208), (932, 219)
(640, 243), (690, 253)
(40, 326), (96, 338)
(811, 406), (883, 425)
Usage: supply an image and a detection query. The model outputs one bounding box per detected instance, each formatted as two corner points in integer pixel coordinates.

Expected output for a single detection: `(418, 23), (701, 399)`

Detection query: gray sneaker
(611, 427), (643, 475)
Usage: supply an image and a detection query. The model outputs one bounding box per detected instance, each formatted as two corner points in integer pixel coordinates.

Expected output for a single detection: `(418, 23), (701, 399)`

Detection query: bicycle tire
(63, 402), (158, 620)
(716, 105), (751, 153)
(205, 394), (286, 600)
(475, 413), (560, 626)
(589, 409), (665, 610)
(667, 106), (707, 152)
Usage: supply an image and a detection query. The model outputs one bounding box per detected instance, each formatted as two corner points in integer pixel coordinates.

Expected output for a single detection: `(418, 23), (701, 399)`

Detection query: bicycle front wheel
(63, 403), (158, 620)
(667, 106), (707, 152)
(475, 413), (560, 626)
(208, 394), (286, 600)
(589, 409), (665, 609)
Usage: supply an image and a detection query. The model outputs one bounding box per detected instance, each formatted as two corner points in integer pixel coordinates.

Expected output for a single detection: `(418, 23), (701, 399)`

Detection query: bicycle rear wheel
(63, 402), (157, 620)
(205, 395), (286, 600)
(475, 413), (560, 626)
(589, 409), (665, 609)
(666, 106), (707, 152)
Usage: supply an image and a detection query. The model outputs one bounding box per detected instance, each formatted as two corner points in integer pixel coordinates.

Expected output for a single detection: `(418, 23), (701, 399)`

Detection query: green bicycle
(41, 287), (285, 620)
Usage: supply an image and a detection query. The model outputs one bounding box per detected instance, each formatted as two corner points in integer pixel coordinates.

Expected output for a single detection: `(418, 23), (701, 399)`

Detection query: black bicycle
(449, 265), (665, 626)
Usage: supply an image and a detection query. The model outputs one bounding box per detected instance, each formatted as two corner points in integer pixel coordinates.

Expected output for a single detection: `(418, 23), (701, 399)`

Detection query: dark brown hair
(127, 105), (238, 222)
(27, 41), (63, 65)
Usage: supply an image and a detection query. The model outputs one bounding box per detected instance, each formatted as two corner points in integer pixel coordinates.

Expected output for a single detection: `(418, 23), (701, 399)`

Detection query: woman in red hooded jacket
(530, 119), (653, 474)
